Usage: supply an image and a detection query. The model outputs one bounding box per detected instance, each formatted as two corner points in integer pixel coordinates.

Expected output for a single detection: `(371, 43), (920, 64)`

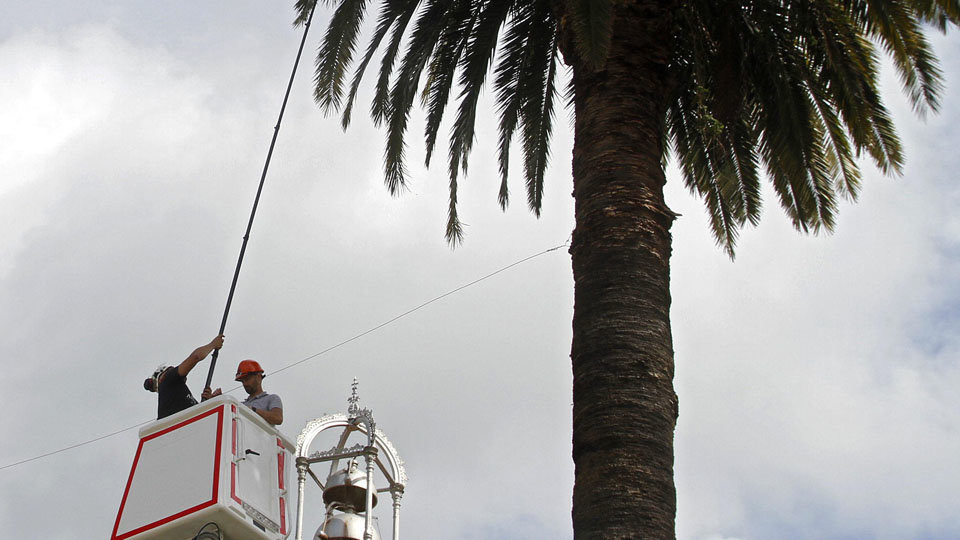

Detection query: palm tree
(294, 0), (960, 537)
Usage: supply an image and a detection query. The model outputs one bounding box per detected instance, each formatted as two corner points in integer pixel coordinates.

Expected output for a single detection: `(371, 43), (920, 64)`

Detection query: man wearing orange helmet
(143, 334), (224, 420)
(235, 359), (283, 426)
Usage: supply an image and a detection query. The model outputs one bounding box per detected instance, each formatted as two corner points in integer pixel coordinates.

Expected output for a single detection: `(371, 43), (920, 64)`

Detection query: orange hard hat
(235, 359), (264, 381)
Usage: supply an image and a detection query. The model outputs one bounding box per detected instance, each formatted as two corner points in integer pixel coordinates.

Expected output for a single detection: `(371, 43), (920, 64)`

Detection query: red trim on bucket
(111, 405), (225, 540)
(277, 437), (287, 534)
(231, 405), (242, 505)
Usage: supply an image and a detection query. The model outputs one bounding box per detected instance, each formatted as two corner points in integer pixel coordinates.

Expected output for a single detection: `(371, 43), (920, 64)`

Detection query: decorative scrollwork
(348, 377), (361, 416)
(309, 442), (366, 460)
(372, 428), (407, 487)
(242, 501), (279, 533)
(296, 413), (348, 454)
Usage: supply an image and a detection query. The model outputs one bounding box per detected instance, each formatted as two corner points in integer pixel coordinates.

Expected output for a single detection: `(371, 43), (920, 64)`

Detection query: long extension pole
(205, 3), (318, 390)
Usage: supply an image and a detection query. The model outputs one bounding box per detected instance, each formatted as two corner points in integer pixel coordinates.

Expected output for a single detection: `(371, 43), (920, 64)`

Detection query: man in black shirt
(143, 334), (224, 419)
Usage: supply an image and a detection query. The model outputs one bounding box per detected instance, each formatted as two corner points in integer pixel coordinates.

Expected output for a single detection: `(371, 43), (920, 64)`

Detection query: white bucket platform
(111, 394), (294, 540)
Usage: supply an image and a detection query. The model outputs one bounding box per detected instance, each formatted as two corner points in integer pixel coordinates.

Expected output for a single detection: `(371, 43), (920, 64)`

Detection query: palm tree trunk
(567, 2), (678, 538)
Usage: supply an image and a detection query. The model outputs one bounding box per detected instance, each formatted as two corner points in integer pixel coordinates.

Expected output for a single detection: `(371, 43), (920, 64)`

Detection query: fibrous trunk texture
(568, 1), (678, 538)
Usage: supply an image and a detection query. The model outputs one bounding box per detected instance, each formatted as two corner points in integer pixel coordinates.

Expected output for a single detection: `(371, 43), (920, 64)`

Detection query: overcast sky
(1, 3), (959, 539)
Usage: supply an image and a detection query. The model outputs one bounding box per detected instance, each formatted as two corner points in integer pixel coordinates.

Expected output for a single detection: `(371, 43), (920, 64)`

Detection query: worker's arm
(253, 406), (283, 426)
(177, 334), (224, 377)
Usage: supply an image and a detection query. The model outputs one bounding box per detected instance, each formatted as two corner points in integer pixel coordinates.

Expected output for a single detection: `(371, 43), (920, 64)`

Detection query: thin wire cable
(0, 241), (569, 473)
(270, 241), (569, 377)
(0, 420), (153, 472)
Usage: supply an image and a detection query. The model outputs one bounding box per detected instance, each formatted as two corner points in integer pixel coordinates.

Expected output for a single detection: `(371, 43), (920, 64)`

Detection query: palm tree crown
(297, 0), (957, 253)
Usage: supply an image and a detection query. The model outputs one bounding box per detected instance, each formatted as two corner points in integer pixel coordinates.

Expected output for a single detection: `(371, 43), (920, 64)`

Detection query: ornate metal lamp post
(294, 380), (406, 540)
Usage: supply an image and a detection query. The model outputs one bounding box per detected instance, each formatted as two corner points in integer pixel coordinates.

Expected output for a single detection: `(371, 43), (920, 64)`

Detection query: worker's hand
(201, 387), (222, 401)
(210, 334), (225, 349)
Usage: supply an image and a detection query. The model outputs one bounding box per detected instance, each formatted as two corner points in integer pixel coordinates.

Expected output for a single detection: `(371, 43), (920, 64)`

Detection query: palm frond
(294, 0), (325, 26)
(912, 0), (960, 29)
(854, 0), (944, 114)
(371, 0), (421, 126)
(442, 0), (514, 243)
(313, 0), (369, 114)
(492, 3), (533, 209)
(518, 2), (559, 216)
(448, 0), (513, 179)
(668, 0), (765, 253)
(383, 0), (462, 193)
(491, 0), (559, 215)
(668, 84), (744, 255)
(566, 0), (614, 69)
(339, 1), (410, 128)
(422, 0), (476, 167)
